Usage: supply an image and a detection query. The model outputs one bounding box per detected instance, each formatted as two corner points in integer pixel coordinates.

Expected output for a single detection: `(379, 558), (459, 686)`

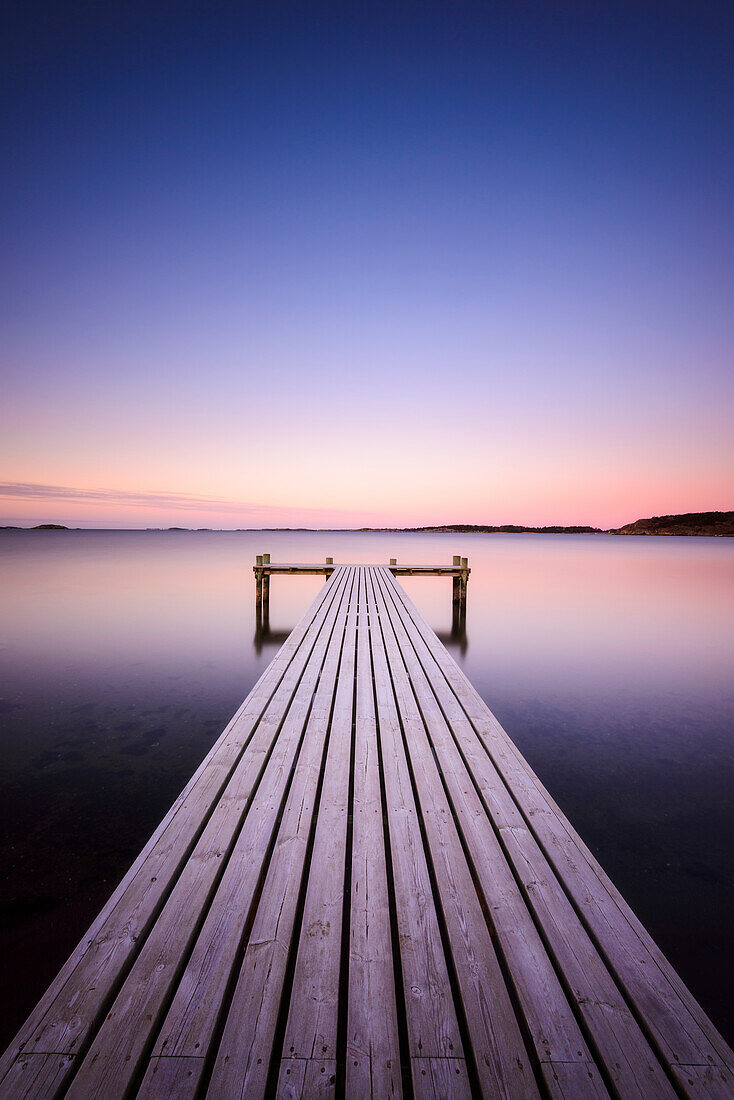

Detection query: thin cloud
(0, 481), (375, 523)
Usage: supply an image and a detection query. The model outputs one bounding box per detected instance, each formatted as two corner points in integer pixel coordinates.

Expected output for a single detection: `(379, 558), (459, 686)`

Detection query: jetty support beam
(254, 555), (470, 624)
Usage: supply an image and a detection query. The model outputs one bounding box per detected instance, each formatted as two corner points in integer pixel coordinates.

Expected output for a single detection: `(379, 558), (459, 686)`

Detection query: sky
(2, 1), (732, 528)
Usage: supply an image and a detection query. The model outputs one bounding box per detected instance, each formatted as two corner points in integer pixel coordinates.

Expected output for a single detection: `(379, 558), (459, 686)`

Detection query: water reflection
(0, 529), (732, 1048)
(443, 596), (468, 654)
(253, 621), (291, 655)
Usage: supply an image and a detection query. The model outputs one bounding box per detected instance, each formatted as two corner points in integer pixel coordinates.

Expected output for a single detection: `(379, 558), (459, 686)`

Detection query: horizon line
(2, 509), (732, 536)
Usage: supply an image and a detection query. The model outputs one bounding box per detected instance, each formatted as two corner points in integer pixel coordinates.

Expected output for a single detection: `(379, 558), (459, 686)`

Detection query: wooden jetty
(1, 562), (732, 1099)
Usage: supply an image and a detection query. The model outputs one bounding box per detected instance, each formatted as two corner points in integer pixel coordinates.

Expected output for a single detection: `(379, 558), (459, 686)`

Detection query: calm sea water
(0, 529), (732, 1047)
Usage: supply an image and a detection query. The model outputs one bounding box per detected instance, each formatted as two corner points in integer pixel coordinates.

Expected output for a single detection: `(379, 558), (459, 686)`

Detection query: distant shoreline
(2, 511), (732, 536)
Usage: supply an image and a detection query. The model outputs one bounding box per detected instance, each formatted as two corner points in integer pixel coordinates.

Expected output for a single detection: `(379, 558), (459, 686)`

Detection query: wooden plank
(370, 569), (539, 1099)
(62, 571), (354, 1099)
(412, 1058), (470, 1099)
(0, 1056), (75, 1099)
(384, 572), (734, 1082)
(203, 582), (356, 1100)
(373, 570), (612, 1096)
(346, 571), (403, 1099)
(278, 568), (359, 1068)
(0, 570), (345, 1093)
(132, 570), (357, 1100)
(201, 739), (324, 1098)
(364, 571), (470, 1100)
(546, 1061), (612, 1099)
(277, 1058), (337, 1098)
(671, 1063), (734, 1099)
(376, 568), (674, 1097)
(392, 567), (470, 576)
(258, 566), (334, 575)
(136, 1056), (206, 1099)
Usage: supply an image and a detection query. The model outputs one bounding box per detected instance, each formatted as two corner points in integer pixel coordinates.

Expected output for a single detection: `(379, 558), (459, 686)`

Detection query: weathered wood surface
(2, 565), (732, 1099)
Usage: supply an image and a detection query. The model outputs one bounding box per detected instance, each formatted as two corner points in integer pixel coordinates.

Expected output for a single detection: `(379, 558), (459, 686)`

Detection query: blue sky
(2, 1), (732, 526)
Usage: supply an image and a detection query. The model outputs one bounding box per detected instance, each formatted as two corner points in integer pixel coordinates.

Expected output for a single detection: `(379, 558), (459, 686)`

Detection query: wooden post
(389, 558), (397, 567)
(460, 557), (469, 622)
(255, 555), (263, 625)
(452, 555), (461, 613)
(262, 554), (270, 617)
(325, 556), (333, 579)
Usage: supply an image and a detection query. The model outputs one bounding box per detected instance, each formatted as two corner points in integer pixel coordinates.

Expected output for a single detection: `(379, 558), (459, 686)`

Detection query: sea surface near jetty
(0, 528), (732, 1047)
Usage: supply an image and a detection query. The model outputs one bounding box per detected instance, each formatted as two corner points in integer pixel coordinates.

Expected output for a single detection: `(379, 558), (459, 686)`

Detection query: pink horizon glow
(1, 478), (730, 531)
